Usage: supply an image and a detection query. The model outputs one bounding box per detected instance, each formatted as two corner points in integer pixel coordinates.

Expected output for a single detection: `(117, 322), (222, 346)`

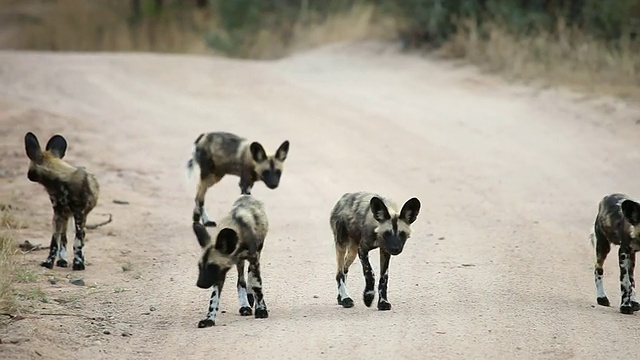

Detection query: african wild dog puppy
(330, 191), (421, 311)
(186, 131), (290, 227)
(23, 132), (99, 271)
(590, 193), (640, 314)
(192, 194), (270, 328)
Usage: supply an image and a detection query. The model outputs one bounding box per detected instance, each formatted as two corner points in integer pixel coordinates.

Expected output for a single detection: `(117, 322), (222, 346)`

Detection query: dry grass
(0, 211), (18, 314)
(439, 18), (640, 99)
(0, 206), (26, 230)
(240, 4), (397, 59)
(0, 1), (395, 58)
(0, 1), (637, 99)
(0, 0), (210, 53)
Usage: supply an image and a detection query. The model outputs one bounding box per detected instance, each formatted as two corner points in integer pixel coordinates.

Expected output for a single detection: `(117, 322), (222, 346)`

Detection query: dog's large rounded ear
(250, 142), (267, 162)
(193, 222), (212, 248)
(215, 228), (239, 255)
(45, 135), (68, 159)
(275, 140), (290, 162)
(621, 200), (640, 226)
(370, 197), (391, 223)
(400, 197), (421, 224)
(24, 132), (43, 162)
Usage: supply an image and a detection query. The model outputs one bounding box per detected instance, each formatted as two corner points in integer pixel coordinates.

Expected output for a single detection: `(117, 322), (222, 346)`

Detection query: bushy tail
(589, 225), (597, 249)
(183, 144), (200, 196)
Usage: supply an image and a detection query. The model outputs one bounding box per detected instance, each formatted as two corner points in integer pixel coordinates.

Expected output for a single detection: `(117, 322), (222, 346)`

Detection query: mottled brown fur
(590, 193), (640, 314)
(192, 194), (270, 328)
(186, 131), (289, 227)
(330, 191), (421, 310)
(23, 132), (99, 271)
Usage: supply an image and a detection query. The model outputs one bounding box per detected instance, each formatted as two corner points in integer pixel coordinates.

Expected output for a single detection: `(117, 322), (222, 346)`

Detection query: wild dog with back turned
(590, 193), (640, 314)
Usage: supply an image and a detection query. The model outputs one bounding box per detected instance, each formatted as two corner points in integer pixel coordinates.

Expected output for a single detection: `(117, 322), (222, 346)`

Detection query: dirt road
(1, 42), (640, 360)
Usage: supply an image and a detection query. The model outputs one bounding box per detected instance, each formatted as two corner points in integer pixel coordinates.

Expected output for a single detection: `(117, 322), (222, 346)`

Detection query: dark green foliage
(385, 0), (640, 48)
(128, 0), (638, 54)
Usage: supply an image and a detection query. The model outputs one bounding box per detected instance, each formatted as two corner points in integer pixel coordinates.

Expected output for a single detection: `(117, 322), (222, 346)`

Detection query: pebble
(69, 279), (85, 286)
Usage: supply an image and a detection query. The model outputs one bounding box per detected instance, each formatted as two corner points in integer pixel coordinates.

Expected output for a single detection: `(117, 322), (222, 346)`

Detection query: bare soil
(1, 42), (640, 360)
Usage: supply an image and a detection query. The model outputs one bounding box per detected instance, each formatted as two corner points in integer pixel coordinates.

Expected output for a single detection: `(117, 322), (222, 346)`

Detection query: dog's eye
(399, 231), (407, 240)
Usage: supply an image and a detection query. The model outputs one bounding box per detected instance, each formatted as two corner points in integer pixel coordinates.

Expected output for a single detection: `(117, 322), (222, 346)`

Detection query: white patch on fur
(338, 274), (351, 300)
(364, 290), (375, 297)
(54, 232), (63, 258)
(621, 257), (633, 305)
(206, 285), (220, 321)
(73, 236), (81, 253)
(58, 247), (66, 262)
(238, 286), (250, 308)
(378, 267), (390, 301)
(248, 271), (260, 289)
(595, 273), (607, 299)
(235, 208), (257, 228)
(201, 208), (213, 225)
(247, 271), (266, 310)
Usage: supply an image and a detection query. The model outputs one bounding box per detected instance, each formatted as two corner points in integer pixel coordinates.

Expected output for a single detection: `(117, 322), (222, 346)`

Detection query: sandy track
(1, 42), (640, 360)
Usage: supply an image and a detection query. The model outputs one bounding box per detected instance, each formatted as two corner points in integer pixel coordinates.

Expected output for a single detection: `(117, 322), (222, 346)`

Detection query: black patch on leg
(56, 259), (68, 268)
(72, 213), (86, 271)
(335, 272), (354, 308)
(198, 319), (215, 328)
(72, 259), (85, 270)
(237, 274), (252, 316)
(247, 293), (255, 308)
(254, 307), (268, 318)
(56, 232), (68, 267)
(338, 296), (354, 308)
(359, 248), (375, 307)
(194, 199), (216, 227)
(248, 260), (269, 319)
(629, 251), (639, 312)
(597, 297), (611, 307)
(620, 305), (635, 314)
(377, 251), (392, 311)
(619, 247), (634, 314)
(41, 234), (58, 269)
(239, 306), (252, 316)
(194, 149), (216, 226)
(192, 206), (201, 223)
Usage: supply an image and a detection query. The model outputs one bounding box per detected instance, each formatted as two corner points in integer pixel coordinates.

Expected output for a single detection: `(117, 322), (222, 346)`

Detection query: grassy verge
(435, 17), (640, 99)
(0, 0), (210, 53)
(0, 1), (392, 57)
(204, 3), (395, 59)
(0, 0), (637, 99)
(0, 207), (19, 316)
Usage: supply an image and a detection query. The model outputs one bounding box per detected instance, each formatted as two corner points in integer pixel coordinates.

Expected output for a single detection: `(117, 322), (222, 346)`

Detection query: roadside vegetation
(0, 0), (638, 96)
(0, 205), (20, 317)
